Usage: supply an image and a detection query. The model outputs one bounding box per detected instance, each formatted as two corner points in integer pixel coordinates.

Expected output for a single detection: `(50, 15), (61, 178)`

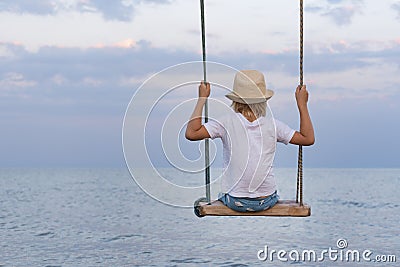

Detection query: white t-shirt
(204, 110), (295, 198)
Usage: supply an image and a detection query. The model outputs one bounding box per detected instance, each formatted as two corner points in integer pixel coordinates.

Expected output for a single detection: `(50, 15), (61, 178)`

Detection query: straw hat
(225, 70), (274, 104)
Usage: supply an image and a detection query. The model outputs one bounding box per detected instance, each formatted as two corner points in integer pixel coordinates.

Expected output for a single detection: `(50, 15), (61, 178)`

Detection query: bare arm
(185, 82), (211, 141)
(290, 85), (315, 146)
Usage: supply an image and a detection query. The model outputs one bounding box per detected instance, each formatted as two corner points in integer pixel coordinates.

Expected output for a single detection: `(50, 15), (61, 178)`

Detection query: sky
(1, 0), (400, 168)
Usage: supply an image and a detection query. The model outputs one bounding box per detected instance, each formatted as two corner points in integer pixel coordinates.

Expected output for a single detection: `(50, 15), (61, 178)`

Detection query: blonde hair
(231, 101), (266, 118)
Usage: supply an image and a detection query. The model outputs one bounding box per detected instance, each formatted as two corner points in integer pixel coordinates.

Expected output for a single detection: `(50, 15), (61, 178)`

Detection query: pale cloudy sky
(1, 0), (399, 167)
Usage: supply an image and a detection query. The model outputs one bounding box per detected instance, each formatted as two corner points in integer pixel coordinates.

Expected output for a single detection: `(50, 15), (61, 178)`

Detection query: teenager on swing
(186, 70), (314, 212)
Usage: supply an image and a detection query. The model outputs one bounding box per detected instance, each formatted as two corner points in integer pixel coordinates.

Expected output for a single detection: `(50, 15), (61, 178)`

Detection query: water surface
(0, 168), (399, 266)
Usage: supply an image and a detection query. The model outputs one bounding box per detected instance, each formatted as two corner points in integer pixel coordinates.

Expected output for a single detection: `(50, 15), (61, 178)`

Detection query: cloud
(77, 0), (173, 21)
(0, 40), (198, 118)
(211, 43), (371, 78)
(1, 38), (398, 112)
(0, 0), (172, 21)
(0, 0), (57, 15)
(77, 0), (135, 21)
(0, 38), (399, 167)
(306, 0), (365, 26)
(305, 5), (324, 13)
(0, 37), (398, 128)
(392, 2), (400, 20)
(2, 38), (399, 96)
(326, 0), (346, 3)
(323, 6), (359, 25)
(0, 42), (22, 58)
(0, 72), (36, 90)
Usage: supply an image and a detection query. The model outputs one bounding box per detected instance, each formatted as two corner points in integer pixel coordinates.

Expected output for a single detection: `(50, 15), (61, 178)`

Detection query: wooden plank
(195, 199), (311, 217)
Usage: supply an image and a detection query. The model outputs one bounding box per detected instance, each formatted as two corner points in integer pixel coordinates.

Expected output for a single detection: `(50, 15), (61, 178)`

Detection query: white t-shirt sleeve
(203, 119), (225, 139)
(275, 119), (296, 145)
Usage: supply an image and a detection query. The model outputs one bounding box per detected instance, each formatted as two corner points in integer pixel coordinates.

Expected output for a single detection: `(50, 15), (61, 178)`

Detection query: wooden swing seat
(194, 199), (311, 217)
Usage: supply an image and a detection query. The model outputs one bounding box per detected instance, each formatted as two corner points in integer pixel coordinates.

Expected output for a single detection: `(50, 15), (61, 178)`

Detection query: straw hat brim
(225, 90), (274, 104)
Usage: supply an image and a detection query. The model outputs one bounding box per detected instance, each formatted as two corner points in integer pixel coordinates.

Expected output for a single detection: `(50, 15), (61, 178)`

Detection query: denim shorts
(218, 191), (279, 212)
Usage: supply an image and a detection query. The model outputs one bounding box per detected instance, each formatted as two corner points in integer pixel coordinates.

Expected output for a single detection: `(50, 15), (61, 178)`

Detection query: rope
(296, 0), (304, 206)
(200, 0), (211, 203)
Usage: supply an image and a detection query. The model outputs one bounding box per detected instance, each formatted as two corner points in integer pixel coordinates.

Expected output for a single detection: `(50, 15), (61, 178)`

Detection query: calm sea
(0, 168), (399, 266)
